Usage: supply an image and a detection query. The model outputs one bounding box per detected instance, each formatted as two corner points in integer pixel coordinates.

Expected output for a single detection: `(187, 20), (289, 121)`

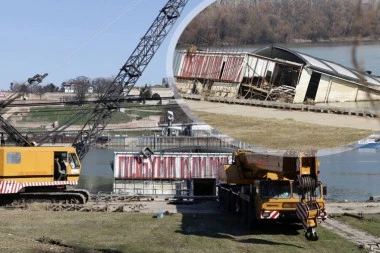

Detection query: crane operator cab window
(69, 153), (80, 171)
(261, 181), (291, 199)
(54, 152), (67, 181)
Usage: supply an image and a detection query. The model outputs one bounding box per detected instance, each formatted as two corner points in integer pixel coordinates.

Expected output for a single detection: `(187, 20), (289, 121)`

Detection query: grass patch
(333, 213), (380, 238)
(196, 112), (373, 150)
(17, 104), (164, 126)
(19, 105), (92, 125)
(0, 210), (365, 253)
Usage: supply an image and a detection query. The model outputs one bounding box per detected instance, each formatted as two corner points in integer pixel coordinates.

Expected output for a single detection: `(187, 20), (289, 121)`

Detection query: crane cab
(0, 146), (81, 194)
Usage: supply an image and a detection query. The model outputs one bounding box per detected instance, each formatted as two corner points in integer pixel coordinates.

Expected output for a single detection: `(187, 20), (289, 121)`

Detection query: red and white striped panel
(0, 181), (23, 194)
(260, 210), (280, 219)
(114, 153), (231, 180)
(318, 210), (327, 222)
(296, 202), (309, 229)
(0, 181), (78, 194)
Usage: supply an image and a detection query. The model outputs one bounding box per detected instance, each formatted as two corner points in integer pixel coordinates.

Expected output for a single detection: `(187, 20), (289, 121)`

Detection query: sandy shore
(182, 99), (380, 131)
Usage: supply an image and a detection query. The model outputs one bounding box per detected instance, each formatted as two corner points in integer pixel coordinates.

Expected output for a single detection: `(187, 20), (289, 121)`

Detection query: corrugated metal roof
(176, 52), (245, 82)
(254, 45), (380, 86)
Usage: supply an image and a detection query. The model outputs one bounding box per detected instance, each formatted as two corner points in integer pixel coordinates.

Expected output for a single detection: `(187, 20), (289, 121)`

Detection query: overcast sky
(0, 0), (214, 90)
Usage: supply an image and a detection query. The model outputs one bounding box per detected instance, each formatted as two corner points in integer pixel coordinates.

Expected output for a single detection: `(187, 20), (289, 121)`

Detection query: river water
(221, 41), (380, 76)
(269, 42), (380, 201)
(80, 42), (380, 202)
(318, 148), (380, 201)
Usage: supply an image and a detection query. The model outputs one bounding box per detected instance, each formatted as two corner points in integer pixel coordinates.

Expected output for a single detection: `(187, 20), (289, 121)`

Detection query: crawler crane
(0, 73), (48, 146)
(0, 0), (188, 205)
(218, 149), (327, 241)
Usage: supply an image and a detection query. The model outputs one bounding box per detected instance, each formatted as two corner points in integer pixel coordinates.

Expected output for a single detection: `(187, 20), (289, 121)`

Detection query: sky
(0, 0), (215, 91)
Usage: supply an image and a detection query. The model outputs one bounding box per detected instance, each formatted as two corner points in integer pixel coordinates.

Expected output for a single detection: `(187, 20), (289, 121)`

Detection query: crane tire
(305, 231), (319, 241)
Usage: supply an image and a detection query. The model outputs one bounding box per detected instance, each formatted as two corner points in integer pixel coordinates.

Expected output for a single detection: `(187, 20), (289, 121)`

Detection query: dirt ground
(118, 199), (223, 214)
(95, 198), (380, 215)
(182, 99), (380, 131)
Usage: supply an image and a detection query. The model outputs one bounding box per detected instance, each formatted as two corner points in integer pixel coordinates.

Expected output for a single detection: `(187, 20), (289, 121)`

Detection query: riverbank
(180, 99), (377, 150)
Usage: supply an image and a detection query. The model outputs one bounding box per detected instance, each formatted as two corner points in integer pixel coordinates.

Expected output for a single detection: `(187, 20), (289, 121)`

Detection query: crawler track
(0, 189), (91, 207)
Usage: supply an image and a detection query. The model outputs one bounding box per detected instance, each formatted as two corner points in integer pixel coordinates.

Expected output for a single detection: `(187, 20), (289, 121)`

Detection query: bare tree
(139, 84), (152, 104)
(139, 84), (152, 98)
(70, 76), (91, 104)
(43, 83), (59, 93)
(33, 85), (45, 99)
(92, 77), (113, 98)
(179, 0), (378, 45)
(11, 82), (29, 93)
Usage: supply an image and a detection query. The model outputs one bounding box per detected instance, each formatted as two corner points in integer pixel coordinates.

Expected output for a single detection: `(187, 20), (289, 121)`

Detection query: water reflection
(77, 148), (116, 193)
(318, 148), (380, 201)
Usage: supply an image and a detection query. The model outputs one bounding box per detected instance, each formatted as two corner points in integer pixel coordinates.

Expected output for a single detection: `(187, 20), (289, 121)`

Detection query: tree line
(11, 75), (165, 104)
(11, 76), (114, 101)
(178, 0), (380, 46)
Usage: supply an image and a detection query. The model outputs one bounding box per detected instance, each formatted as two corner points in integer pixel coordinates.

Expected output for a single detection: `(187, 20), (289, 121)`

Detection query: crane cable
(47, 0), (145, 76)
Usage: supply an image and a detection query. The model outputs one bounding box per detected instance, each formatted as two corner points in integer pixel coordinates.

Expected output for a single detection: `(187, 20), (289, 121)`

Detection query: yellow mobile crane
(0, 0), (188, 205)
(218, 149), (327, 241)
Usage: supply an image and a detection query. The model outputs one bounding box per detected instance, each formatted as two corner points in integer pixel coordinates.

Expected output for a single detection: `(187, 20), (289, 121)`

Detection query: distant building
(174, 45), (380, 103)
(62, 83), (94, 94)
(62, 83), (74, 93)
(159, 123), (213, 137)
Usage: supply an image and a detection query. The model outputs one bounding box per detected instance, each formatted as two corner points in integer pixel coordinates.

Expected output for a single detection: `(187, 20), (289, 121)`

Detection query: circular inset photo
(166, 0), (380, 204)
(169, 1), (380, 152)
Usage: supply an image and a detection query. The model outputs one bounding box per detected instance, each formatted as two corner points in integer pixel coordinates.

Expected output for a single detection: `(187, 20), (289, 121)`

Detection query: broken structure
(174, 45), (380, 103)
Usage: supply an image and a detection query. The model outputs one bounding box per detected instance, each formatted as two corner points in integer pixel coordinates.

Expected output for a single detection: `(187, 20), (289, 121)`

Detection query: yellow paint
(300, 166), (311, 175)
(0, 146), (81, 184)
(221, 149), (325, 223)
